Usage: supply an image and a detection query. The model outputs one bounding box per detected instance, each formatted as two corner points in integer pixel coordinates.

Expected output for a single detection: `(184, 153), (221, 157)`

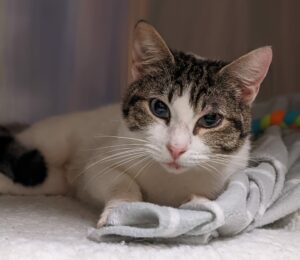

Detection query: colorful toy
(252, 110), (300, 136)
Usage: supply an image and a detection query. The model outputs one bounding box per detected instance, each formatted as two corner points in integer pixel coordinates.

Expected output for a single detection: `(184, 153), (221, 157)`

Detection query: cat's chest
(126, 163), (228, 207)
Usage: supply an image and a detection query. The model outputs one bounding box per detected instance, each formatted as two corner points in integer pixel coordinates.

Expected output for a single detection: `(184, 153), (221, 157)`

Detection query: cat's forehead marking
(171, 90), (196, 124)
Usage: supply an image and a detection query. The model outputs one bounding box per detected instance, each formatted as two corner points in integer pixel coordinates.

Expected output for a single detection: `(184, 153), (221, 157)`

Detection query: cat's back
(17, 103), (122, 167)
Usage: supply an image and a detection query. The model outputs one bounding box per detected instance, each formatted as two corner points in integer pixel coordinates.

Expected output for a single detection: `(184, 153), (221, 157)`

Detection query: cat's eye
(149, 98), (170, 120)
(197, 113), (223, 128)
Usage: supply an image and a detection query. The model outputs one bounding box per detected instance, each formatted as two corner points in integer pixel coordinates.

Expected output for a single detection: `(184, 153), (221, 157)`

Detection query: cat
(0, 21), (272, 227)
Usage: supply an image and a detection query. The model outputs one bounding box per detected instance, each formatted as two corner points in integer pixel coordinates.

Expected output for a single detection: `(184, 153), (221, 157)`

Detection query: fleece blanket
(1, 195), (300, 260)
(88, 125), (300, 243)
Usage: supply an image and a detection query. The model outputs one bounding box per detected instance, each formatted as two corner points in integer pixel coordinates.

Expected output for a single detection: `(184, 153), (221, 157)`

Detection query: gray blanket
(88, 126), (300, 244)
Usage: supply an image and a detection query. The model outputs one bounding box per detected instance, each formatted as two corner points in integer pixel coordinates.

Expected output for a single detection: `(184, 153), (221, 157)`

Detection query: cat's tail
(0, 125), (47, 186)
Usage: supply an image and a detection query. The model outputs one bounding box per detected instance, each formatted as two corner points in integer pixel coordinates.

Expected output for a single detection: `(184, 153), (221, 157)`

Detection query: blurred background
(0, 0), (299, 123)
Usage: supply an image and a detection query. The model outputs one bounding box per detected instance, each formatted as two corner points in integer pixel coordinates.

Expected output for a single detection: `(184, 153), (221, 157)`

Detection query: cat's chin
(160, 162), (189, 175)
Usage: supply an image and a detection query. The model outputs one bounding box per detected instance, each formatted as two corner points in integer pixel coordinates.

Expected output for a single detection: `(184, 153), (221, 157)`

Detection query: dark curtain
(0, 0), (299, 123)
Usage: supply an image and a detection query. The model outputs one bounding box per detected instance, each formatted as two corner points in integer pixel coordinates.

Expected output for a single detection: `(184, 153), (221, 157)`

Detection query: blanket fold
(88, 126), (300, 244)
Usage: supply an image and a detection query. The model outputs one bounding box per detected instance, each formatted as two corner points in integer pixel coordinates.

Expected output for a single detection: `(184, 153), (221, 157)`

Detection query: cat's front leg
(80, 168), (142, 228)
(97, 177), (142, 228)
(97, 196), (139, 228)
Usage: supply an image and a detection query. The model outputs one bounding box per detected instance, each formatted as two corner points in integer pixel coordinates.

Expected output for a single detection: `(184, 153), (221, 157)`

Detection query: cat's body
(0, 21), (272, 227)
(11, 102), (247, 206)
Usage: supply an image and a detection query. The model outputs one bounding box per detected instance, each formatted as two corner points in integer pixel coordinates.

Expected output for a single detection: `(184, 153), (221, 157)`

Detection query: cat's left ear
(131, 20), (175, 81)
(218, 46), (272, 105)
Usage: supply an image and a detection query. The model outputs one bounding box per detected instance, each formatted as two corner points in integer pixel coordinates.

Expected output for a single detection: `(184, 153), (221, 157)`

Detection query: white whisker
(112, 156), (151, 188)
(85, 148), (148, 171)
(84, 143), (147, 152)
(127, 159), (153, 191)
(83, 154), (148, 189)
(72, 149), (149, 183)
(94, 135), (148, 143)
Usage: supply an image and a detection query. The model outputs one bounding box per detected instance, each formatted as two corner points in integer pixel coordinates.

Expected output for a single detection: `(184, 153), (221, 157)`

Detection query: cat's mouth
(162, 161), (188, 174)
(166, 161), (181, 169)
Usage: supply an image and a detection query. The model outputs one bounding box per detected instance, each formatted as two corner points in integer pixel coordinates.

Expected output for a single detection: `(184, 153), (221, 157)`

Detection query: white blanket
(0, 195), (300, 260)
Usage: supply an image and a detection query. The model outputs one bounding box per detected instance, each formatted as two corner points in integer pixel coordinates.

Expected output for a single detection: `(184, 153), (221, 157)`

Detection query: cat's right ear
(131, 20), (174, 81)
(218, 46), (272, 105)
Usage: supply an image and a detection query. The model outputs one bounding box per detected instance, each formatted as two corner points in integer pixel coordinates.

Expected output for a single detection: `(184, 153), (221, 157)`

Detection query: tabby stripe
(122, 95), (146, 117)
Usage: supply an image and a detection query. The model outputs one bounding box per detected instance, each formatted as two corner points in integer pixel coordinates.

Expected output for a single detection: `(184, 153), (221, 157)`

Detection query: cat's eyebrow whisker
(94, 135), (149, 143)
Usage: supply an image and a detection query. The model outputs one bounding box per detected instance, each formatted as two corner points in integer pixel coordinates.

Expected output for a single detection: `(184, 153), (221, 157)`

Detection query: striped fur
(123, 50), (251, 154)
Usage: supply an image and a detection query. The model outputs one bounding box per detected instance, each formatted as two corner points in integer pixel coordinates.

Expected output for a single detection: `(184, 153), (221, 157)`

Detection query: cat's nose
(166, 143), (187, 160)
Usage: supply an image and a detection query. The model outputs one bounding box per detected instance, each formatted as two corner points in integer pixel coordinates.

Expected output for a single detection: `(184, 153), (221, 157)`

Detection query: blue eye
(198, 113), (222, 128)
(149, 98), (170, 120)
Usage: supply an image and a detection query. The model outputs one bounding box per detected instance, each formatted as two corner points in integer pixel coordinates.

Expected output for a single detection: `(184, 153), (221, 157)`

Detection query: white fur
(0, 93), (250, 226)
(146, 91), (211, 173)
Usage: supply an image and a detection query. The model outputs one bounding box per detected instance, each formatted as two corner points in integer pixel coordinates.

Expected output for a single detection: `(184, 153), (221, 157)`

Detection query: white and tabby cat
(0, 21), (272, 227)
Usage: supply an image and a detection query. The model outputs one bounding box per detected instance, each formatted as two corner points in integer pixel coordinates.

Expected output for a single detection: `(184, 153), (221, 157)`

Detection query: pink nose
(167, 144), (187, 160)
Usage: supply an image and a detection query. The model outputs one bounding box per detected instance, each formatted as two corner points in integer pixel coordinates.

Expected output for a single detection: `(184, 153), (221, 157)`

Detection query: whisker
(213, 153), (256, 159)
(212, 155), (257, 165)
(190, 152), (257, 164)
(86, 143), (159, 165)
(84, 143), (147, 152)
(209, 157), (248, 166)
(111, 156), (151, 188)
(84, 148), (148, 170)
(88, 147), (147, 161)
(94, 135), (149, 143)
(83, 154), (148, 189)
(208, 151), (257, 161)
(73, 149), (148, 183)
(127, 159), (153, 191)
(196, 163), (220, 177)
(71, 153), (145, 185)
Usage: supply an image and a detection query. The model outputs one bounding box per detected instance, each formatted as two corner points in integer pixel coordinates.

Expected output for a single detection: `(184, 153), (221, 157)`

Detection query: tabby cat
(0, 21), (272, 227)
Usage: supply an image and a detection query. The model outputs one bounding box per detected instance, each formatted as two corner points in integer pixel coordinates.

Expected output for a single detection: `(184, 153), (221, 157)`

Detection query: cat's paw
(97, 208), (112, 228)
(181, 194), (212, 207)
(96, 199), (128, 228)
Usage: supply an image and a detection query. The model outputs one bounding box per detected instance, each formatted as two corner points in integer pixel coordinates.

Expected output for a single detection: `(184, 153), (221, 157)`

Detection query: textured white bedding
(0, 195), (300, 260)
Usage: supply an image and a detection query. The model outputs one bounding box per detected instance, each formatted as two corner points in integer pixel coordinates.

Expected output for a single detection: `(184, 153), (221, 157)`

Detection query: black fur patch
(13, 150), (47, 186)
(0, 127), (47, 186)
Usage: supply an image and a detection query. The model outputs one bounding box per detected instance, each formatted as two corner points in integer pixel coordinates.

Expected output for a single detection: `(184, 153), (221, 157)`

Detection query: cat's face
(122, 21), (272, 174)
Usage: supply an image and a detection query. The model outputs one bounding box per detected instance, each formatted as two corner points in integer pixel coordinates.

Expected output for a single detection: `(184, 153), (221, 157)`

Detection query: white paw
(97, 209), (112, 228)
(96, 199), (128, 228)
(182, 194), (212, 208)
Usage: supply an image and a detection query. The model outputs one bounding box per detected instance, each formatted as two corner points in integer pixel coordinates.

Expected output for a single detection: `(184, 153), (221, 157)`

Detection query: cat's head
(122, 21), (272, 174)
